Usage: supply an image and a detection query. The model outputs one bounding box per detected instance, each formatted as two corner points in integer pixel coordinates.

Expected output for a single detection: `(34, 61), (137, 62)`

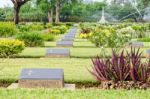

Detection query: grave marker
(46, 49), (70, 58)
(19, 68), (64, 88)
(56, 41), (73, 47)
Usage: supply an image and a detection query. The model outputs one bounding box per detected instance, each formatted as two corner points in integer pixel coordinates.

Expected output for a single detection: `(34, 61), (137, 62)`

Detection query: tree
(140, 0), (150, 8)
(54, 0), (79, 23)
(36, 0), (55, 23)
(11, 0), (30, 24)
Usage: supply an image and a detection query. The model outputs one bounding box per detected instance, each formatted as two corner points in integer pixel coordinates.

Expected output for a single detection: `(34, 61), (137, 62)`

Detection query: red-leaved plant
(89, 48), (150, 83)
(128, 48), (150, 83)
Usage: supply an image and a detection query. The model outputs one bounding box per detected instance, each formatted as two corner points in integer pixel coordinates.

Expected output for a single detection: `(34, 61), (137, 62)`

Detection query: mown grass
(0, 58), (95, 84)
(19, 47), (149, 58)
(0, 34), (150, 98)
(0, 89), (149, 99)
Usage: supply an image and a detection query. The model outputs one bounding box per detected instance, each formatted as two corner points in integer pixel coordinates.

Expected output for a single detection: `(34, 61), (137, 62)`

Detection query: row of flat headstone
(56, 28), (77, 47)
(19, 40), (150, 89)
(18, 27), (78, 89)
(46, 27), (78, 58)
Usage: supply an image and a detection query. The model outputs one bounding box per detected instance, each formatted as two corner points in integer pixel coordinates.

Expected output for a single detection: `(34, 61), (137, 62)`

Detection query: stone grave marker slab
(146, 49), (150, 58)
(19, 68), (64, 88)
(46, 49), (70, 58)
(61, 37), (74, 41)
(129, 42), (144, 48)
(57, 41), (73, 47)
(64, 35), (75, 38)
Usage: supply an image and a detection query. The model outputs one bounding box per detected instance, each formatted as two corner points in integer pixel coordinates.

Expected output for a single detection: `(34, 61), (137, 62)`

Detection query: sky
(0, 0), (106, 8)
(0, 0), (13, 8)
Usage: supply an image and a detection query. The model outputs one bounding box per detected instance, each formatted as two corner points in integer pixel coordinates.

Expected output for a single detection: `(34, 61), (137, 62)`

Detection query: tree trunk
(48, 10), (53, 23)
(14, 6), (21, 25)
(55, 1), (60, 23)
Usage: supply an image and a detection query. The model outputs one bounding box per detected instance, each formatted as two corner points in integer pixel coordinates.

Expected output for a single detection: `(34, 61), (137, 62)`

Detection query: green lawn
(0, 58), (95, 83)
(0, 33), (150, 98)
(19, 38), (150, 58)
(19, 47), (149, 58)
(0, 89), (149, 99)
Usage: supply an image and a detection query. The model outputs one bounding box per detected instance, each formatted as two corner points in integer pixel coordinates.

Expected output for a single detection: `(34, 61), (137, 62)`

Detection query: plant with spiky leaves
(90, 47), (150, 84)
(128, 48), (150, 83)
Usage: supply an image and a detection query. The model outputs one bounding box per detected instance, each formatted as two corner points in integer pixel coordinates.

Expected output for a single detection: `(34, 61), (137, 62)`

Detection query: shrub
(90, 27), (131, 48)
(80, 32), (92, 39)
(58, 25), (68, 34)
(89, 48), (150, 88)
(18, 23), (44, 32)
(90, 29), (118, 47)
(18, 24), (30, 32)
(51, 25), (68, 34)
(42, 33), (55, 41)
(0, 39), (25, 57)
(46, 23), (53, 28)
(50, 29), (61, 34)
(28, 23), (44, 31)
(0, 22), (17, 37)
(65, 22), (73, 27)
(16, 32), (44, 47)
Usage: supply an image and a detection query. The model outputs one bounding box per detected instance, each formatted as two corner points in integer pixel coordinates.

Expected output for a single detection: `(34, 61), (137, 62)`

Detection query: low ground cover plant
(89, 48), (150, 89)
(0, 39), (25, 57)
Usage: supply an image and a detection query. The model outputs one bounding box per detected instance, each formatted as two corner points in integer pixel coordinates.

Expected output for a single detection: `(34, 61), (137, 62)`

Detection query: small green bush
(28, 23), (44, 31)
(46, 23), (53, 28)
(0, 39), (25, 57)
(18, 24), (30, 32)
(16, 32), (44, 47)
(58, 25), (68, 34)
(18, 23), (44, 32)
(50, 29), (61, 34)
(0, 22), (17, 37)
(42, 33), (55, 41)
(51, 25), (68, 34)
(65, 22), (73, 27)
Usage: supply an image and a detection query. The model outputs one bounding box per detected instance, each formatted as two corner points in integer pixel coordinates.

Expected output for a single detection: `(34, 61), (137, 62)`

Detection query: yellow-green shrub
(42, 33), (55, 41)
(0, 22), (17, 37)
(0, 39), (25, 57)
(50, 29), (61, 34)
(80, 32), (92, 39)
(28, 23), (44, 31)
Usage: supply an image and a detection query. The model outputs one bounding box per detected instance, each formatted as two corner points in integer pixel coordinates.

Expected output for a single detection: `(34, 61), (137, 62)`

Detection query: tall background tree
(0, 0), (148, 23)
(11, 0), (30, 24)
(36, 0), (55, 23)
